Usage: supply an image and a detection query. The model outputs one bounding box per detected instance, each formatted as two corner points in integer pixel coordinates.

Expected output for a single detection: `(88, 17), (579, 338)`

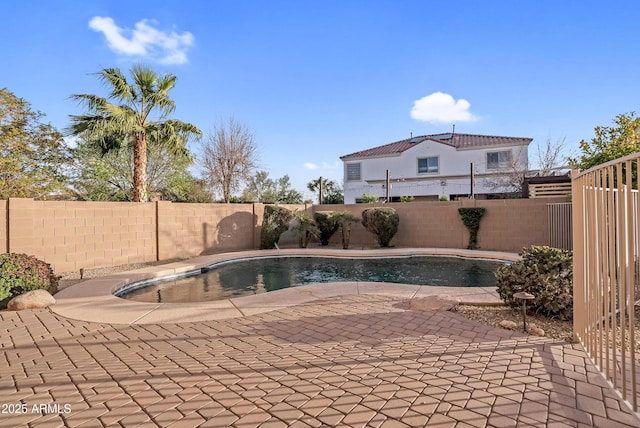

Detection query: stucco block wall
(318, 199), (551, 252)
(157, 202), (257, 260)
(0, 199), (7, 253)
(1, 198), (558, 273)
(5, 199), (156, 273)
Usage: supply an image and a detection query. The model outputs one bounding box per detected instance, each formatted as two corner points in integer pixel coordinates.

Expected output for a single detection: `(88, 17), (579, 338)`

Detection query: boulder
(410, 296), (458, 312)
(499, 320), (517, 330)
(7, 289), (56, 311)
(528, 323), (545, 337)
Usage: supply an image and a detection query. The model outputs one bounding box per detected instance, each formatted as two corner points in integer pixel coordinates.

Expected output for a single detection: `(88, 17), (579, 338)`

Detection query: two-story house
(340, 133), (532, 203)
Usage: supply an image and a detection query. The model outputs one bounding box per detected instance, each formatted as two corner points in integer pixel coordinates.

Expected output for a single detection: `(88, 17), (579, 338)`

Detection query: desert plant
(0, 253), (59, 309)
(361, 207), (399, 247)
(291, 211), (319, 248)
(400, 196), (415, 203)
(458, 207), (486, 249)
(260, 205), (294, 249)
(495, 246), (573, 319)
(334, 211), (359, 249)
(313, 211), (339, 246)
(361, 193), (378, 203)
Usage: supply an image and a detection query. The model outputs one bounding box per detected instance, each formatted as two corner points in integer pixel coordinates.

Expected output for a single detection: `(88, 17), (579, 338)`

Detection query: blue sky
(2, 1), (639, 199)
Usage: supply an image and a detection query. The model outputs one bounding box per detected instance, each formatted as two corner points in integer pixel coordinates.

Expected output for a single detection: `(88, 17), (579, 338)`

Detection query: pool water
(118, 256), (503, 303)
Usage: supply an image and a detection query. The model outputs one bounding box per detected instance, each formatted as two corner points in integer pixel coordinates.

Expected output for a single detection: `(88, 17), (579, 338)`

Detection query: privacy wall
(1, 198), (556, 273)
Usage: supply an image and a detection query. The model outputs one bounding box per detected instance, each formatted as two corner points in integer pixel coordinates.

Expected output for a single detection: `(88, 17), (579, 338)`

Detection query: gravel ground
(452, 304), (574, 342)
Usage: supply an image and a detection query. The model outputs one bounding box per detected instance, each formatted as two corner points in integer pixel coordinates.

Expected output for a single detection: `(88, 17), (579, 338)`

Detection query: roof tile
(340, 133), (532, 160)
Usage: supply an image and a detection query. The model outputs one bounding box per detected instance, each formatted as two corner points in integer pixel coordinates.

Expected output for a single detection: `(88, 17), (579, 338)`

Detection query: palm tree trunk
(133, 133), (148, 202)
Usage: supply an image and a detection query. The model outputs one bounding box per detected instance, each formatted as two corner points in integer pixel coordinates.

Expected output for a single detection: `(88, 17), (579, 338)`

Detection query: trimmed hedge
(313, 211), (339, 246)
(361, 207), (399, 247)
(458, 207), (486, 249)
(260, 205), (294, 249)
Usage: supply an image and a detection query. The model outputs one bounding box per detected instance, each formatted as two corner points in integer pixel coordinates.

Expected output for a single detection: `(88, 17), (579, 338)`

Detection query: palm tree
(68, 64), (201, 202)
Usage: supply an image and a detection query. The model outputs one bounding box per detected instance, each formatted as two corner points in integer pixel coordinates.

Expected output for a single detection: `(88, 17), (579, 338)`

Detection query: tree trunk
(133, 133), (148, 202)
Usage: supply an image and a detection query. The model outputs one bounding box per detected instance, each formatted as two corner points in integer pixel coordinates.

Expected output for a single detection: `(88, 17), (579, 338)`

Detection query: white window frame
(346, 162), (361, 181)
(417, 156), (439, 174)
(486, 150), (512, 169)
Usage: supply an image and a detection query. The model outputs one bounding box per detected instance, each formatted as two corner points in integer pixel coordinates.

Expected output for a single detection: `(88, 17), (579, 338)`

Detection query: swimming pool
(117, 255), (503, 303)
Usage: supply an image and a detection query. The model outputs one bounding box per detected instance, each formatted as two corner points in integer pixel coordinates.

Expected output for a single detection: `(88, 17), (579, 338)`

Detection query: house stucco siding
(343, 139), (528, 203)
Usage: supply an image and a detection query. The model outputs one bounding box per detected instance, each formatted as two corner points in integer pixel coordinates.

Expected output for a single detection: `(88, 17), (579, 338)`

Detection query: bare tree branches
(535, 137), (567, 176)
(199, 118), (259, 202)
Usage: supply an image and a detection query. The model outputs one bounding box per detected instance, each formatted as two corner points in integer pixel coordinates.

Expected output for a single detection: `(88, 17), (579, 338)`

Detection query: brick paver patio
(1, 294), (638, 427)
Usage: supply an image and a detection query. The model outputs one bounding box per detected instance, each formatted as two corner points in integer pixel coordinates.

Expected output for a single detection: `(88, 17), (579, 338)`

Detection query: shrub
(334, 211), (359, 249)
(0, 253), (59, 309)
(361, 207), (399, 247)
(400, 196), (415, 203)
(495, 246), (573, 320)
(458, 207), (486, 249)
(313, 211), (339, 246)
(260, 205), (294, 249)
(361, 193), (378, 203)
(291, 211), (319, 248)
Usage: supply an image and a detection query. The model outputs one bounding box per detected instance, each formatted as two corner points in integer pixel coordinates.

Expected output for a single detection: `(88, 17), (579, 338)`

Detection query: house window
(418, 157), (439, 173)
(346, 163), (361, 181)
(487, 150), (512, 169)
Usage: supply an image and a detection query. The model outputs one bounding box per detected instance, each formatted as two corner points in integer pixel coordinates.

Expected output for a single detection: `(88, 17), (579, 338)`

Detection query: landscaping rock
(499, 320), (517, 330)
(410, 296), (457, 312)
(529, 323), (546, 337)
(7, 289), (56, 310)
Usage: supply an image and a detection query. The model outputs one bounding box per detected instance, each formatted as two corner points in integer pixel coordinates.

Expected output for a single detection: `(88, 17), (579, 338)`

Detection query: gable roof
(340, 133), (533, 160)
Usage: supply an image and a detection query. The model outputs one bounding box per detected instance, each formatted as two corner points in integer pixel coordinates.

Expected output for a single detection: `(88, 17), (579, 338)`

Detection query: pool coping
(51, 248), (519, 324)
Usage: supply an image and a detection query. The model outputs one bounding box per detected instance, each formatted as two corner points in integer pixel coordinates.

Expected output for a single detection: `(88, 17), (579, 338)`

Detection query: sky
(2, 0), (640, 200)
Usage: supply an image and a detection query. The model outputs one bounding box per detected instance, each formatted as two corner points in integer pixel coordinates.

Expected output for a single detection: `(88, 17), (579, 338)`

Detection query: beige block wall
(0, 199), (7, 253)
(317, 199), (551, 252)
(157, 202), (257, 259)
(5, 199), (156, 273)
(1, 198), (557, 274)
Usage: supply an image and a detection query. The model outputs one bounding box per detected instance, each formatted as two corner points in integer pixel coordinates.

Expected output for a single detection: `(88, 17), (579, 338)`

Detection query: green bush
(291, 211), (319, 248)
(361, 207), (399, 247)
(495, 246), (573, 320)
(0, 253), (59, 309)
(334, 211), (359, 249)
(361, 193), (378, 203)
(458, 207), (486, 249)
(313, 211), (339, 246)
(260, 205), (294, 249)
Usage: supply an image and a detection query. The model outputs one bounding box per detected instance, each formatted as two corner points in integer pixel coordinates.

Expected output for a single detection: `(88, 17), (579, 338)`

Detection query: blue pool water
(118, 255), (503, 303)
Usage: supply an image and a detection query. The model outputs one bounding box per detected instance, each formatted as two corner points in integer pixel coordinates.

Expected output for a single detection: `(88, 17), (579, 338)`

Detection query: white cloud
(410, 92), (478, 123)
(89, 16), (194, 65)
(304, 162), (319, 170)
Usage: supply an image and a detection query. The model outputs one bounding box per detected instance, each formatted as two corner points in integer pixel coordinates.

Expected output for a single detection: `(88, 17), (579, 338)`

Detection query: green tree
(0, 89), (71, 199)
(569, 112), (640, 171)
(307, 177), (343, 204)
(70, 137), (212, 202)
(242, 170), (303, 203)
(68, 64), (201, 202)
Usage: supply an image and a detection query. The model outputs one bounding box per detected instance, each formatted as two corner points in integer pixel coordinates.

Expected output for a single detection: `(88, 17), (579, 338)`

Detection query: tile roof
(340, 133), (533, 160)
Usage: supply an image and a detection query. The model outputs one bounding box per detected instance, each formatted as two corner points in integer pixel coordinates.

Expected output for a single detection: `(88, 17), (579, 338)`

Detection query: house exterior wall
(343, 141), (529, 203)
